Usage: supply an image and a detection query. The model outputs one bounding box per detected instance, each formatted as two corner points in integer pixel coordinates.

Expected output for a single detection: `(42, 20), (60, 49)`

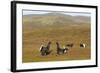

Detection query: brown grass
(22, 24), (91, 63)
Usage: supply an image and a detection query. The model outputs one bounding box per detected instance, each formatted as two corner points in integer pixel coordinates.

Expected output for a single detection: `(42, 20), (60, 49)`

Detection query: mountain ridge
(23, 13), (90, 28)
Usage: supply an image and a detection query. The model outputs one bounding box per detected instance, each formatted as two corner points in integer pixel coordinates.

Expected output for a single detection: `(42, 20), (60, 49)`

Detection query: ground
(22, 24), (91, 63)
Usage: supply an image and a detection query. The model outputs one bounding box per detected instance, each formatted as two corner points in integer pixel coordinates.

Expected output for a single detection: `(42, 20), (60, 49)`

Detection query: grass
(22, 24), (91, 63)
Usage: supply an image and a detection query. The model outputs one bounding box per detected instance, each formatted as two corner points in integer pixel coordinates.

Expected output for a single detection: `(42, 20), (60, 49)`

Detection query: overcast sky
(23, 10), (91, 16)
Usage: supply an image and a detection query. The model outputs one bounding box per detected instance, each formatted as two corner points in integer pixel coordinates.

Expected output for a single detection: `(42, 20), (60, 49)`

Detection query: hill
(23, 12), (90, 29)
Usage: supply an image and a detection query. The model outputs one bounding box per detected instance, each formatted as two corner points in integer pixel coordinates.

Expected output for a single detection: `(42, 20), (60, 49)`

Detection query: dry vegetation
(22, 13), (91, 63)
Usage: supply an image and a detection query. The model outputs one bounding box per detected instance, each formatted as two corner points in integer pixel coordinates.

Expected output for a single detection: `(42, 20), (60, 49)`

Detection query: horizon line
(23, 10), (91, 17)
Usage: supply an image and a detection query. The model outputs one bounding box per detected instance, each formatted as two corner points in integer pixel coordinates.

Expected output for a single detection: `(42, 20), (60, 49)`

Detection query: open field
(22, 12), (91, 63)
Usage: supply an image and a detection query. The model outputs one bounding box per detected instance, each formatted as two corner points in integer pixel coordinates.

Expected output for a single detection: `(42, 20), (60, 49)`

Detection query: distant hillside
(23, 13), (90, 29)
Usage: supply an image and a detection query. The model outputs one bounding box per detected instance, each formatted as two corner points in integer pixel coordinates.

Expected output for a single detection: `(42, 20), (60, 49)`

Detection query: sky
(23, 10), (91, 16)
